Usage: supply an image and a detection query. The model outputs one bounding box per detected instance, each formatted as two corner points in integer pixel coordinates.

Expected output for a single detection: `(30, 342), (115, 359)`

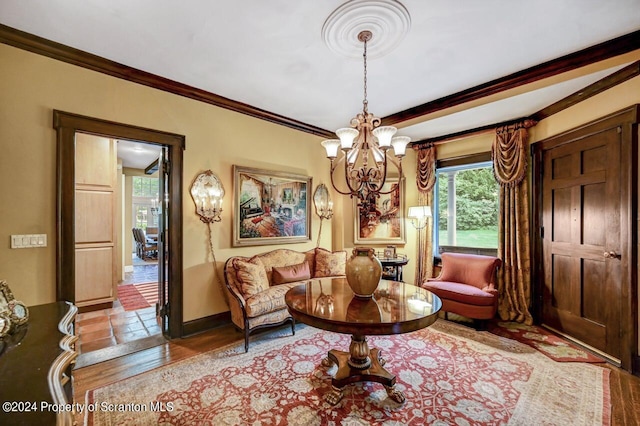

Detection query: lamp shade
(321, 139), (341, 159)
(336, 128), (359, 150)
(391, 136), (411, 157)
(408, 205), (432, 219)
(372, 126), (397, 148)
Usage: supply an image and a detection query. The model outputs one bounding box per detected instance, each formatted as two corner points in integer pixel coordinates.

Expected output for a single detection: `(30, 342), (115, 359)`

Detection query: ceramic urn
(345, 247), (382, 298)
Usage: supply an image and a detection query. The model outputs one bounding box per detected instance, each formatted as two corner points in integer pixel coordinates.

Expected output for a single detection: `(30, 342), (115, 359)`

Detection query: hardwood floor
(74, 323), (640, 425)
(604, 364), (640, 425)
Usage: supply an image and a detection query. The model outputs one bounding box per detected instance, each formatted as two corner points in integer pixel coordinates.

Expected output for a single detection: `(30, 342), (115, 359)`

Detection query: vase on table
(345, 247), (382, 299)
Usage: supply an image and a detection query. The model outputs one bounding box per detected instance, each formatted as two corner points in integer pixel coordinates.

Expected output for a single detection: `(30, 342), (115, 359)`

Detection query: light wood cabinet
(74, 133), (117, 308)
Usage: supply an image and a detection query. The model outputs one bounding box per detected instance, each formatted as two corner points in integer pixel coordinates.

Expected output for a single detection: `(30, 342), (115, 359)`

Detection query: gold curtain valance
(416, 144), (436, 193)
(492, 119), (536, 187)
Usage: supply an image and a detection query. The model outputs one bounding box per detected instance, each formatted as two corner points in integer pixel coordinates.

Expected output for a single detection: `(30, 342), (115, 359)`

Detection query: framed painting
(354, 178), (406, 244)
(233, 165), (312, 247)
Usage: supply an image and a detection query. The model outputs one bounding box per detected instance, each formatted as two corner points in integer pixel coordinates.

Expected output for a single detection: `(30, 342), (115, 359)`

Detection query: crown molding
(384, 30), (640, 126)
(0, 24), (334, 139)
(2, 23), (638, 142)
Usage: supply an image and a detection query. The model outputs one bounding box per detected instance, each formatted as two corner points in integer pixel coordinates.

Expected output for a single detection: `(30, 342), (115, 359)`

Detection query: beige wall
(0, 43), (334, 322)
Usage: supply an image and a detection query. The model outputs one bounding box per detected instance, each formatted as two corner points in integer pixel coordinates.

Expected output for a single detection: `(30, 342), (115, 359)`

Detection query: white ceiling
(1, 0), (639, 145)
(116, 140), (160, 170)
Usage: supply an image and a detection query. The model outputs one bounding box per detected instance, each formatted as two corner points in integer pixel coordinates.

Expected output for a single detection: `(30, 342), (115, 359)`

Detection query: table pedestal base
(322, 335), (405, 405)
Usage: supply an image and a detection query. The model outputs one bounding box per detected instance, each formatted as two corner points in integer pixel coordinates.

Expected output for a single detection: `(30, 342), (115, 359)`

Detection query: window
(434, 160), (499, 256)
(132, 176), (160, 231)
(133, 176), (159, 198)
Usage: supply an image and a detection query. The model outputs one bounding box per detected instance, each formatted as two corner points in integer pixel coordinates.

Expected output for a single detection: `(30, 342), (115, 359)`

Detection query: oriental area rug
(488, 321), (606, 363)
(85, 321), (610, 426)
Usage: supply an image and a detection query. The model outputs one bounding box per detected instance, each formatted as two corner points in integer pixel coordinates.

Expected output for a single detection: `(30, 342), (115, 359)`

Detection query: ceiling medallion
(322, 0), (411, 60)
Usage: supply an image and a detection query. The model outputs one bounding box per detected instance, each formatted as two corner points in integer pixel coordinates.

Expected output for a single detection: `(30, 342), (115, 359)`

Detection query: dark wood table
(0, 302), (77, 425)
(285, 278), (441, 405)
(379, 256), (409, 281)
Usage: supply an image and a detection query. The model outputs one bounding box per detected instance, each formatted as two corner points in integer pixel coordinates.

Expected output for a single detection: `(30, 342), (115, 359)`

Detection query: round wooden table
(285, 278), (441, 405)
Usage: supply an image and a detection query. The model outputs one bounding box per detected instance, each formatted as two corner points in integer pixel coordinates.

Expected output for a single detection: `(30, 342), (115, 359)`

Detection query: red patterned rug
(488, 321), (605, 363)
(134, 282), (158, 307)
(85, 320), (610, 425)
(117, 282), (157, 311)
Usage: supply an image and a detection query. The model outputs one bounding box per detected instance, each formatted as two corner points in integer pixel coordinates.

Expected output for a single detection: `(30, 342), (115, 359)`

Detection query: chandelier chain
(321, 29), (411, 218)
(362, 35), (368, 113)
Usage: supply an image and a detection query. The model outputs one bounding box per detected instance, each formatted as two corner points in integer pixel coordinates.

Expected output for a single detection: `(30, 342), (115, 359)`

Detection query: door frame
(53, 110), (186, 339)
(531, 105), (638, 371)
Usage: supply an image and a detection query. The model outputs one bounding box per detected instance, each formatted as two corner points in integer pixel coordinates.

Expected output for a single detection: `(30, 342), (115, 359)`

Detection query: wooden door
(75, 133), (117, 308)
(541, 126), (623, 361)
(157, 146), (170, 336)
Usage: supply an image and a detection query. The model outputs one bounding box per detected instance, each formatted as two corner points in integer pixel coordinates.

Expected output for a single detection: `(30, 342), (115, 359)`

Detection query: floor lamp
(408, 206), (432, 284)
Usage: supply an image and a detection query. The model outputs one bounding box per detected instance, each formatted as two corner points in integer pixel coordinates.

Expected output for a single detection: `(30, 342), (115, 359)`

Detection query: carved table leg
(348, 335), (371, 369)
(324, 335), (406, 405)
(378, 350), (386, 367)
(321, 357), (334, 368)
(385, 385), (406, 404)
(324, 385), (344, 405)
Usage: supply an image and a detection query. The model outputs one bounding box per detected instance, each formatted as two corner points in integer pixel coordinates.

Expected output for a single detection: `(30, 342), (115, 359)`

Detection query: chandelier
(321, 30), (410, 211)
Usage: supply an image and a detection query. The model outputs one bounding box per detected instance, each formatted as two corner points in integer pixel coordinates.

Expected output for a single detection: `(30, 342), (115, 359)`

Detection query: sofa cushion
(272, 261), (311, 284)
(423, 280), (496, 306)
(234, 257), (269, 297)
(257, 249), (309, 284)
(244, 283), (299, 317)
(304, 250), (316, 277)
(315, 248), (347, 277)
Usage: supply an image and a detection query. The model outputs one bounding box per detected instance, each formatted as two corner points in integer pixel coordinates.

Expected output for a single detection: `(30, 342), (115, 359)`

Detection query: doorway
(53, 111), (185, 347)
(531, 105), (638, 371)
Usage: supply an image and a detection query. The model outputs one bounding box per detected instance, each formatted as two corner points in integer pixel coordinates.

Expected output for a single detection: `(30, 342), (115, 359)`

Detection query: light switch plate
(10, 234), (47, 248)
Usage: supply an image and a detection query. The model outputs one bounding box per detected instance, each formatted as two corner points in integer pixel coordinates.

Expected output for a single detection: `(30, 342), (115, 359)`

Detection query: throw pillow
(234, 257), (269, 297)
(272, 261), (311, 285)
(304, 249), (316, 277)
(314, 248), (347, 277)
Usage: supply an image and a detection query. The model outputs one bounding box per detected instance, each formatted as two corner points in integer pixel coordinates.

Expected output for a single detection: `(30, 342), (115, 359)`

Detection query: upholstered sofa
(422, 252), (502, 326)
(224, 247), (347, 351)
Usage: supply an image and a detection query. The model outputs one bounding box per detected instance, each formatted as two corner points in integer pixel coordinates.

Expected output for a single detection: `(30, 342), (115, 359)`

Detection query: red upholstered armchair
(422, 253), (502, 325)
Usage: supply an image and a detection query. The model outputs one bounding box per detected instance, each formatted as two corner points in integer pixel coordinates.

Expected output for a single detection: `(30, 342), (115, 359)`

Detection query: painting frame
(233, 165), (312, 247)
(354, 177), (406, 244)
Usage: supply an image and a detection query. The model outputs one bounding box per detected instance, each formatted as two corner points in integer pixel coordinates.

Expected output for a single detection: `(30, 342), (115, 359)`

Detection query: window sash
(434, 160), (498, 256)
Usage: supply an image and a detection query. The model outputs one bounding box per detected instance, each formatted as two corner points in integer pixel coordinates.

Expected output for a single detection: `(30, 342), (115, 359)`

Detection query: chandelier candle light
(321, 30), (411, 211)
(190, 170), (225, 223)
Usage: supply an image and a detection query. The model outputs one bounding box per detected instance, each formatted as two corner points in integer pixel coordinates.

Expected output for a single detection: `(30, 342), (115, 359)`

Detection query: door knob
(603, 251), (620, 259)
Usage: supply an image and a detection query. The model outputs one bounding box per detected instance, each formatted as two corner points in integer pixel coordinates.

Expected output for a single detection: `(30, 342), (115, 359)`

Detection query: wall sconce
(190, 170), (225, 223)
(190, 170), (228, 307)
(407, 205), (432, 230)
(314, 183), (333, 220)
(313, 184), (333, 247)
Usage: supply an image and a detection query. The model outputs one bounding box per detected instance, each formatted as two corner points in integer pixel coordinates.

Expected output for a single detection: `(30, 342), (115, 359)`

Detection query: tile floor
(75, 255), (161, 354)
(75, 305), (161, 353)
(121, 263), (159, 285)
